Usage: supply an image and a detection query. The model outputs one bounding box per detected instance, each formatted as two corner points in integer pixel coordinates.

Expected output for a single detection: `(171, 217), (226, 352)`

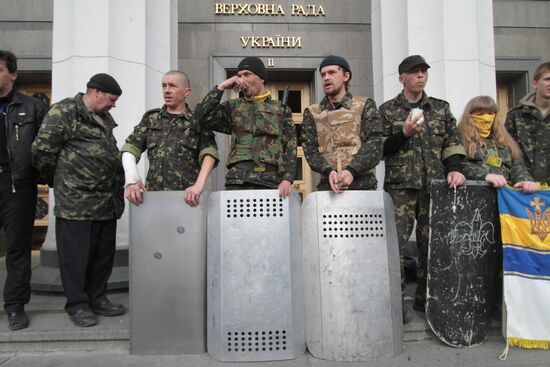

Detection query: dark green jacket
(462, 137), (533, 184)
(195, 87), (296, 188)
(380, 91), (465, 190)
(31, 93), (124, 220)
(121, 105), (219, 191)
(505, 92), (550, 184)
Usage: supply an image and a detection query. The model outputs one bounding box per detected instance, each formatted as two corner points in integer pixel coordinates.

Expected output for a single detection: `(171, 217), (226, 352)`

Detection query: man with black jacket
(0, 50), (47, 330)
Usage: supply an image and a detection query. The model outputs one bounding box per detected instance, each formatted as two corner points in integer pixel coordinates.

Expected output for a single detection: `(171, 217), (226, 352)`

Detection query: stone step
(0, 309), (503, 353)
(0, 311), (129, 352)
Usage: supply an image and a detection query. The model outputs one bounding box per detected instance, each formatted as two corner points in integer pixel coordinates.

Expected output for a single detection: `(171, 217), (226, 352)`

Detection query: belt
(232, 161), (278, 173)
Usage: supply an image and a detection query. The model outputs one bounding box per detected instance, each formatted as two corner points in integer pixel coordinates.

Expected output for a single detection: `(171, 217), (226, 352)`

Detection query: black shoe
(91, 299), (126, 316)
(8, 310), (29, 330)
(70, 308), (97, 327)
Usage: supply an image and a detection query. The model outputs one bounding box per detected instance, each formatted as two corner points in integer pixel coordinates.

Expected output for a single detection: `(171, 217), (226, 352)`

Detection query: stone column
(32, 0), (178, 290)
(371, 0), (496, 186)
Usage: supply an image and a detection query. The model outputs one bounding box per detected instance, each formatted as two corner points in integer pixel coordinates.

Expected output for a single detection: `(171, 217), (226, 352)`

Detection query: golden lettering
(291, 4), (326, 16)
(240, 36), (250, 47)
(267, 58), (275, 67)
(240, 35), (302, 48)
(214, 3), (292, 16)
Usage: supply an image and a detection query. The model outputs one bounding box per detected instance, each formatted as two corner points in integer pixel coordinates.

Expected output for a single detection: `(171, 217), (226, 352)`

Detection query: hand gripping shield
(302, 191), (403, 361)
(129, 191), (207, 355)
(207, 190), (305, 361)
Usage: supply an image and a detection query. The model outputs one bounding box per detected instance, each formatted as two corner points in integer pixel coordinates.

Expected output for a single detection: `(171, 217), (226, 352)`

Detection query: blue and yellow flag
(498, 186), (550, 350)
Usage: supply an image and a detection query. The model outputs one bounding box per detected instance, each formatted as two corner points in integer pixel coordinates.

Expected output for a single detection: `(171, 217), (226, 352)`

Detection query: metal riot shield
(302, 191), (403, 361)
(129, 191), (207, 355)
(207, 190), (305, 361)
(427, 180), (500, 347)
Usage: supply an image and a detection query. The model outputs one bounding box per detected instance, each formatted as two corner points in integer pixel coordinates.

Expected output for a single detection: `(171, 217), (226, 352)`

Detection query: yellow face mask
(471, 113), (495, 138)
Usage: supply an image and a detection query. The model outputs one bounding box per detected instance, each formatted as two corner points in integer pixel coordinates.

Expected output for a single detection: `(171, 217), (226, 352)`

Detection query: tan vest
(308, 96), (367, 172)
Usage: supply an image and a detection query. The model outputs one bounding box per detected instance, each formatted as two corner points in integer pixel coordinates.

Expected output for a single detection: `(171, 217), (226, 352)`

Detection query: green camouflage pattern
(121, 105), (219, 191)
(386, 187), (430, 305)
(31, 93), (124, 220)
(505, 92), (550, 184)
(462, 138), (533, 184)
(302, 92), (382, 190)
(195, 87), (297, 188)
(380, 91), (465, 190)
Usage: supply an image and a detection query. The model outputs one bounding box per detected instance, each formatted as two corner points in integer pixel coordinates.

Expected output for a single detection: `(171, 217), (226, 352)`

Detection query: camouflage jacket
(31, 93), (124, 220)
(195, 87), (297, 188)
(505, 92), (550, 184)
(121, 105), (219, 191)
(380, 91), (465, 190)
(462, 137), (533, 184)
(301, 92), (383, 190)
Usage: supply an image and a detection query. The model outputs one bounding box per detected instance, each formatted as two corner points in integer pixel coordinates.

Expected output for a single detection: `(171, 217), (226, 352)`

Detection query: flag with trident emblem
(497, 186), (550, 351)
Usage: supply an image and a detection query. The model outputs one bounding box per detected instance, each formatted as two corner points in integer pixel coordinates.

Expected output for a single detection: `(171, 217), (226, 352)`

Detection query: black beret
(319, 55), (352, 80)
(398, 55), (431, 74)
(87, 73), (122, 96)
(238, 57), (267, 81)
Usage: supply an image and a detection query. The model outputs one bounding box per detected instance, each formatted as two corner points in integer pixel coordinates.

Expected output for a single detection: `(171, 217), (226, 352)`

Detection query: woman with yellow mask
(458, 96), (538, 193)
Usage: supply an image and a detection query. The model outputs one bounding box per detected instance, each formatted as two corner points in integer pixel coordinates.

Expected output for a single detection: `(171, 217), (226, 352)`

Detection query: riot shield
(129, 191), (207, 355)
(207, 190), (305, 361)
(302, 191), (403, 361)
(427, 180), (500, 347)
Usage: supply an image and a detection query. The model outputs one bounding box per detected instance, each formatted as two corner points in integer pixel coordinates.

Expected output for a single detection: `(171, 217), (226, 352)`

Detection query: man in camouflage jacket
(505, 61), (550, 184)
(195, 57), (296, 198)
(380, 55), (465, 318)
(32, 73), (126, 327)
(122, 71), (218, 207)
(302, 55), (382, 192)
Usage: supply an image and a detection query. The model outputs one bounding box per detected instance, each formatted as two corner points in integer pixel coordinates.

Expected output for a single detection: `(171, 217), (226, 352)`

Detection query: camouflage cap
(398, 55), (431, 74)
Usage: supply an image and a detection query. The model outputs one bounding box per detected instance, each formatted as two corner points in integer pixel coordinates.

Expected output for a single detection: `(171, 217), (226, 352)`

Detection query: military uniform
(301, 92), (382, 190)
(462, 138), (532, 183)
(195, 87), (297, 188)
(380, 91), (465, 307)
(505, 92), (550, 184)
(31, 93), (124, 315)
(121, 105), (218, 190)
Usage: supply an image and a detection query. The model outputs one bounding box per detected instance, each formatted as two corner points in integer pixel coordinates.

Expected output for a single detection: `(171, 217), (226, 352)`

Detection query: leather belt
(232, 161), (278, 173)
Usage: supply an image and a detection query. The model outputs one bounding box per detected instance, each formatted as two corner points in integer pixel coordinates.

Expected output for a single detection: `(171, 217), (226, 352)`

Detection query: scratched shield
(427, 180), (500, 348)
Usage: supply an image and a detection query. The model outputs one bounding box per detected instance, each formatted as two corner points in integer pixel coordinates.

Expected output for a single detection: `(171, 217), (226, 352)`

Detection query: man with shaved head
(122, 70), (219, 207)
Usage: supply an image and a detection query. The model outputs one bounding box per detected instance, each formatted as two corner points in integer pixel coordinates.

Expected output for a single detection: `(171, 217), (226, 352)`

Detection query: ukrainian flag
(498, 186), (550, 350)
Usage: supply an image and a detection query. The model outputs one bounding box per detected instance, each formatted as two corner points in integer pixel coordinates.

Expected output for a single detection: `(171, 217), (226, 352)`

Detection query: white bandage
(122, 152), (142, 187)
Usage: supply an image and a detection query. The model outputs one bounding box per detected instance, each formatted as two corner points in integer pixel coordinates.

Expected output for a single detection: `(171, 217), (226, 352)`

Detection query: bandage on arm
(122, 152), (142, 187)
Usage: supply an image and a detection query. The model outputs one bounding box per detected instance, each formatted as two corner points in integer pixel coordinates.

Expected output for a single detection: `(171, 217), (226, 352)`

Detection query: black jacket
(3, 90), (47, 187)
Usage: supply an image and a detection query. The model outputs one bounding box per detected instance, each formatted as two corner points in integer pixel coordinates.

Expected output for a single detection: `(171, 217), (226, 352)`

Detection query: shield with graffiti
(426, 180), (500, 347)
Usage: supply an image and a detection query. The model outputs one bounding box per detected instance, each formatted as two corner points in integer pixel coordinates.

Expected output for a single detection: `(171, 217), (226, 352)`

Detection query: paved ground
(0, 337), (548, 367)
(0, 252), (547, 366)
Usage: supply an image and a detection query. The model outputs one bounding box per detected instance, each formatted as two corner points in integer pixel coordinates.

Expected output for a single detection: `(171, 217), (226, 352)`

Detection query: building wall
(0, 0), (53, 72)
(178, 0), (373, 108)
(1, 0), (548, 101)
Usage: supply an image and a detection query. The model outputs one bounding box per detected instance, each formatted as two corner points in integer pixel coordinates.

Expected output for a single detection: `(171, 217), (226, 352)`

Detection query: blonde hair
(458, 96), (522, 160)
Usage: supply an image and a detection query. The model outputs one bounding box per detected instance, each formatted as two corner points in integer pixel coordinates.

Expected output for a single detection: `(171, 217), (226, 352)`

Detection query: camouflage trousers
(386, 188), (430, 307)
